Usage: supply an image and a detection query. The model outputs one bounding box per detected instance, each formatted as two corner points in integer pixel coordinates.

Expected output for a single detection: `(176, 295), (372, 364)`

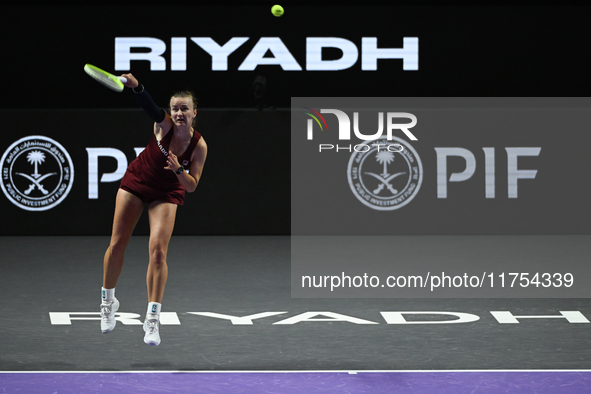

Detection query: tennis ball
(271, 5), (284, 17)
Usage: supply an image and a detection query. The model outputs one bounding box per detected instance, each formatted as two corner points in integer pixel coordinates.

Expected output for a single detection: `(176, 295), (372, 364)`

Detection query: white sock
(147, 302), (161, 316)
(102, 287), (115, 302)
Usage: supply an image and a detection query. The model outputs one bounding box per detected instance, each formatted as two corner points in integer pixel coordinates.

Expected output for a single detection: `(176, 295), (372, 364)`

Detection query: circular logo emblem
(347, 136), (423, 210)
(1, 136), (74, 211)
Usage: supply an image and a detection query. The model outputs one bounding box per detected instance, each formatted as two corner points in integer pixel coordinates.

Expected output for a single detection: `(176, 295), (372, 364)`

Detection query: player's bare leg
(101, 189), (144, 333)
(143, 200), (177, 345)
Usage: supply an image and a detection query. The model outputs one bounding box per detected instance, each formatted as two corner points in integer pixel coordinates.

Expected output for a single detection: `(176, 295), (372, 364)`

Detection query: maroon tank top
(127, 130), (202, 193)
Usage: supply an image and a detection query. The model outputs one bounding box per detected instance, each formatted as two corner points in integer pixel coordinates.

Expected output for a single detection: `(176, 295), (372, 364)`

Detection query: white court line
(2, 369), (591, 374)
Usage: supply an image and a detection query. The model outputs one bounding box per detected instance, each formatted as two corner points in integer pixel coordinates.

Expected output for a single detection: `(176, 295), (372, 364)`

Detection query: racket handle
(118, 76), (128, 83)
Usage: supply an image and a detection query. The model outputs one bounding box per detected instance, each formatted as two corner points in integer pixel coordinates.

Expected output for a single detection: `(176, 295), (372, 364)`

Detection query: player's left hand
(165, 151), (181, 172)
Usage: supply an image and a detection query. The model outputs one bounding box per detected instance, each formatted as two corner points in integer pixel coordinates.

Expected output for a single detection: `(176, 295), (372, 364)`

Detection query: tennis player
(99, 73), (207, 346)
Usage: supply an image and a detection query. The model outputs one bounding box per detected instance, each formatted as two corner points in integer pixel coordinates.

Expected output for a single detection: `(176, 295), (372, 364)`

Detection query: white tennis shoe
(100, 298), (119, 333)
(143, 313), (161, 346)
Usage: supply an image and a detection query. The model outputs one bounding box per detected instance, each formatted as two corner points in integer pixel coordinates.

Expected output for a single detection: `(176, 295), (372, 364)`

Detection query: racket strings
(84, 64), (124, 92)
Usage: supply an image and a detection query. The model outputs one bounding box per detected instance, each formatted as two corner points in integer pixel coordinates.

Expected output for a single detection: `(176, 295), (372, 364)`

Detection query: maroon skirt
(120, 169), (185, 205)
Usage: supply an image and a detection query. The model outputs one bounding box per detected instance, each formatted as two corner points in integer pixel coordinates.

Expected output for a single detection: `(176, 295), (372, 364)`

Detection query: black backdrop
(0, 2), (589, 235)
(1, 2), (590, 110)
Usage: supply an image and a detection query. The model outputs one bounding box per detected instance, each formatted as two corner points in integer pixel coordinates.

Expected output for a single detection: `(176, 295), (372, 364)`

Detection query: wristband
(132, 84), (145, 94)
(175, 166), (185, 175)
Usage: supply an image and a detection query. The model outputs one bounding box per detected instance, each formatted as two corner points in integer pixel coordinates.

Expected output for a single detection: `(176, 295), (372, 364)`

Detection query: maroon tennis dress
(120, 130), (202, 205)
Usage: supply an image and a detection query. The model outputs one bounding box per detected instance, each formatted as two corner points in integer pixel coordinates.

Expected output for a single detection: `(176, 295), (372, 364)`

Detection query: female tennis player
(99, 74), (207, 346)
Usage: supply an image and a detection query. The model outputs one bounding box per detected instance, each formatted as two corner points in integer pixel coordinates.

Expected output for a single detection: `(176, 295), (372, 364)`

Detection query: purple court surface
(2, 371), (591, 393)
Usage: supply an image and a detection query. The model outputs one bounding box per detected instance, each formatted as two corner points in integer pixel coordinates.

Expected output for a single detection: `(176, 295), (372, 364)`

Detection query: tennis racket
(84, 64), (128, 92)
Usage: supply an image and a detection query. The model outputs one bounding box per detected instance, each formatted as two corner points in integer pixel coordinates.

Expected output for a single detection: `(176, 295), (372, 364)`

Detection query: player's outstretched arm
(120, 73), (173, 136)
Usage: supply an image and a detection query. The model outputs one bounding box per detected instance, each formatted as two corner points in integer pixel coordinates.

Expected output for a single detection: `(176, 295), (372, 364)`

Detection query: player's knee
(109, 237), (130, 257)
(149, 248), (167, 266)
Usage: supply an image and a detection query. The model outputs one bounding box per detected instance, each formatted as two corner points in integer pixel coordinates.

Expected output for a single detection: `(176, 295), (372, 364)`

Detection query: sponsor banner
(0, 109), (290, 235)
(1, 5), (590, 109)
(291, 97), (591, 234)
(290, 97), (591, 297)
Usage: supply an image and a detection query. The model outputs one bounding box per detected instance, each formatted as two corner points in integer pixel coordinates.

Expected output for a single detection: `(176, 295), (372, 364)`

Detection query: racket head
(84, 64), (125, 92)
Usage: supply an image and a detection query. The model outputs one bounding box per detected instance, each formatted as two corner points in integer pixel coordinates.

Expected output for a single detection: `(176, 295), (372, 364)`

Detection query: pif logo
(1, 136), (74, 211)
(347, 136), (423, 210)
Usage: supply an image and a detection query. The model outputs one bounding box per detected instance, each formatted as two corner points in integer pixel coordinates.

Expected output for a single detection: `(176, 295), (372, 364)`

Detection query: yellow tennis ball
(271, 5), (284, 17)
